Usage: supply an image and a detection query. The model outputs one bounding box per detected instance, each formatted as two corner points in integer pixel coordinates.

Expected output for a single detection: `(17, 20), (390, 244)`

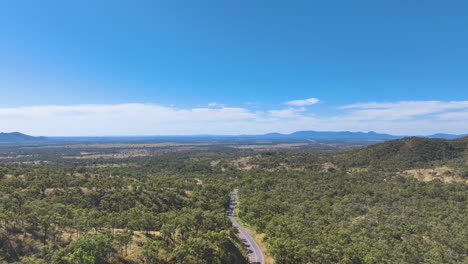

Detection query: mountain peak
(0, 132), (37, 142)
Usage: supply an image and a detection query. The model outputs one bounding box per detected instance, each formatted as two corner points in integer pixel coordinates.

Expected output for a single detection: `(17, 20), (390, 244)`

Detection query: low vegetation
(0, 136), (467, 263)
(0, 153), (248, 263)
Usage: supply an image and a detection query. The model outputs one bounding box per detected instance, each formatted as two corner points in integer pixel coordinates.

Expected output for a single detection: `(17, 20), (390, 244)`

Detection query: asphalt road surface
(227, 191), (264, 264)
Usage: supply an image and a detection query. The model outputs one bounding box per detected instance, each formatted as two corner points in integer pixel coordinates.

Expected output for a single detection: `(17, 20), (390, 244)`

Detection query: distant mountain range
(0, 131), (466, 144)
(261, 131), (468, 140)
(0, 132), (44, 142)
(261, 130), (399, 140)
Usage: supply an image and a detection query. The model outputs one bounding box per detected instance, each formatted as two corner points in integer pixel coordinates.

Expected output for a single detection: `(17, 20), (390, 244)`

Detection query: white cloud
(268, 107), (306, 118)
(285, 97), (320, 106)
(340, 101), (468, 120)
(0, 104), (262, 136)
(437, 110), (468, 120)
(0, 101), (467, 136)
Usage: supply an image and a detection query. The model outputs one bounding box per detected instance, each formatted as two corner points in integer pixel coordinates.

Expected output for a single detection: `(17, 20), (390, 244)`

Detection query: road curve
(227, 191), (264, 264)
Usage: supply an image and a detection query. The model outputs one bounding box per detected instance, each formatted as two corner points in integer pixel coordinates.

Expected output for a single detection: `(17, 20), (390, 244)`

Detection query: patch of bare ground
(181, 190), (193, 199)
(44, 186), (135, 196)
(230, 156), (259, 170)
(0, 154), (34, 159)
(64, 149), (152, 159)
(58, 228), (160, 263)
(3, 160), (50, 164)
(232, 143), (310, 150)
(59, 228), (159, 242)
(210, 160), (220, 166)
(229, 156), (305, 171)
(350, 214), (368, 224)
(400, 166), (468, 183)
(4, 174), (26, 180)
(347, 167), (369, 173)
(87, 163), (135, 168)
(195, 178), (203, 185)
(321, 162), (337, 172)
(118, 231), (156, 263)
(62, 146), (210, 159)
(263, 165), (305, 172)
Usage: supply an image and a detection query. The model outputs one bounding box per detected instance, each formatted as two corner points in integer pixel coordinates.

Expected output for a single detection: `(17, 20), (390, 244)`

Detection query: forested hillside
(237, 168), (467, 263)
(333, 136), (468, 171)
(235, 137), (468, 263)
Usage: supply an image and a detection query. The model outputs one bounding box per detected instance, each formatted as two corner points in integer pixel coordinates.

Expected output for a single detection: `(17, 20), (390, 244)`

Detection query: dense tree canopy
(0, 137), (467, 263)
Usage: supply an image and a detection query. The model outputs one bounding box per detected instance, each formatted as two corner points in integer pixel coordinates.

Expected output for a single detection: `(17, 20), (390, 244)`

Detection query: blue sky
(0, 1), (467, 136)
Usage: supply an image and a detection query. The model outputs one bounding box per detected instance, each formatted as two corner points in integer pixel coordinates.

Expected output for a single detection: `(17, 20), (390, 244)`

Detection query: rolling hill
(335, 136), (468, 170)
(0, 132), (40, 142)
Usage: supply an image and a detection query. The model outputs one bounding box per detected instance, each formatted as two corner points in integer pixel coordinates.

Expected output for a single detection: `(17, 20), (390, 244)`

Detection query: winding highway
(227, 191), (264, 264)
